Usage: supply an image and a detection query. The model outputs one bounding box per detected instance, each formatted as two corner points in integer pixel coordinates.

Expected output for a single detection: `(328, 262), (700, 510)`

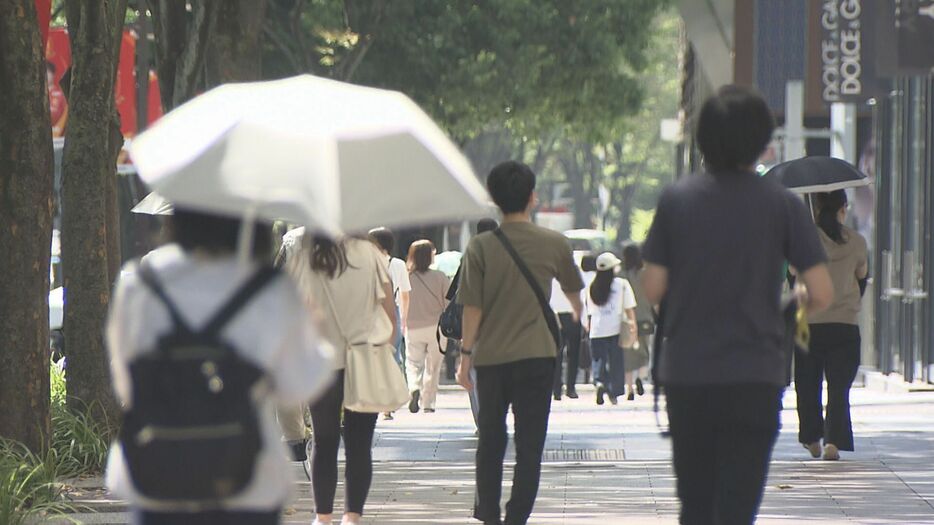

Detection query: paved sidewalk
(64, 385), (934, 524)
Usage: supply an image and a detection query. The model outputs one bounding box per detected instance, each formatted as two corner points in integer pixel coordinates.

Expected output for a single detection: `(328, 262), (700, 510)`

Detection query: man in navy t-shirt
(641, 85), (833, 525)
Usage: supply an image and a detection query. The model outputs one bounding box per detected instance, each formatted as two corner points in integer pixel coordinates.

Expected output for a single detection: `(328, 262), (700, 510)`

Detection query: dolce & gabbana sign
(819, 0), (883, 103)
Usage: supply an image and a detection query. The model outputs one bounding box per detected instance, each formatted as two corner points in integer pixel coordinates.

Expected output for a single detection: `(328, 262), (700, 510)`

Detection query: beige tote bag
(320, 281), (408, 413)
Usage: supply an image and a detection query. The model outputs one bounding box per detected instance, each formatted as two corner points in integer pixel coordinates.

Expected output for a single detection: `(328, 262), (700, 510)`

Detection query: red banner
(45, 27), (163, 139)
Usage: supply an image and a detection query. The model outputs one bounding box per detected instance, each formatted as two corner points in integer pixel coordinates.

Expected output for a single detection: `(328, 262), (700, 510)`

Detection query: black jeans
(666, 384), (783, 525)
(309, 371), (379, 515)
(794, 323), (861, 451)
(554, 313), (582, 394)
(134, 510), (279, 524)
(474, 358), (555, 525)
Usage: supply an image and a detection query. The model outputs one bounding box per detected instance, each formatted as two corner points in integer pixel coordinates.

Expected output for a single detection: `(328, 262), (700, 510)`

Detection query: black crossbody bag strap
(492, 229), (561, 349)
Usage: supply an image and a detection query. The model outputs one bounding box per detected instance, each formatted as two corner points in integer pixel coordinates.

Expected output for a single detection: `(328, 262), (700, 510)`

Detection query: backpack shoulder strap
(492, 229), (561, 348)
(137, 263), (193, 335)
(201, 267), (280, 337)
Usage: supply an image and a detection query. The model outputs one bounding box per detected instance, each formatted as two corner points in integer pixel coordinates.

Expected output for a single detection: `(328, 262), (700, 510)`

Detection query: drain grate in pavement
(542, 449), (626, 462)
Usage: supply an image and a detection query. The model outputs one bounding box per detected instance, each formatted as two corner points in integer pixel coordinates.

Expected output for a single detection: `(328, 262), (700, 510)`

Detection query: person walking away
(369, 227), (410, 422)
(621, 244), (652, 400)
(586, 252), (637, 406)
(578, 254), (598, 385)
(795, 190), (868, 461)
(106, 209), (333, 524)
(278, 229), (397, 525)
(456, 161), (584, 525)
(405, 239), (450, 413)
(549, 264), (585, 400)
(641, 85), (834, 525)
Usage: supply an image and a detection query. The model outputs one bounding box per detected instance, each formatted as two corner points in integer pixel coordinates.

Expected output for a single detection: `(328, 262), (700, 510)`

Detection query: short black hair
(171, 208), (271, 259)
(476, 218), (498, 234)
(486, 161), (535, 214)
(696, 85), (775, 173)
(367, 227), (395, 254)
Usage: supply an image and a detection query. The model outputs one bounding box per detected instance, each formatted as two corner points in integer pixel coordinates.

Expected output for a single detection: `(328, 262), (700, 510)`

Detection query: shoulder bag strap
(413, 271), (444, 310)
(492, 229), (561, 349)
(201, 267), (280, 337)
(446, 266), (461, 301)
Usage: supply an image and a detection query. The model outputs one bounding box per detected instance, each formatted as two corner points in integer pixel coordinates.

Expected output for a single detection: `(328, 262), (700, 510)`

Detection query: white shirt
(105, 245), (334, 512)
(587, 277), (637, 339)
(549, 272), (587, 314)
(386, 256), (411, 308)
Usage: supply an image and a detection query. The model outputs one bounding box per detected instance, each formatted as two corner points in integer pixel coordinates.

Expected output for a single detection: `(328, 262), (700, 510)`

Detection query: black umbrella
(764, 156), (871, 194)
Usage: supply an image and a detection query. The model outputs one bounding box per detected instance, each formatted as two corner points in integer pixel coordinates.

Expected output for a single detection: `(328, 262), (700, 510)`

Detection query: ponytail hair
(590, 270), (614, 306)
(816, 190), (847, 244)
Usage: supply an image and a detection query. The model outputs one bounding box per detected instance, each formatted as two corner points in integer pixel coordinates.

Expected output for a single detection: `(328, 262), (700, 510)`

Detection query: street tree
(150, 0), (269, 111)
(263, 0), (669, 230)
(264, 0), (665, 141)
(0, 0), (55, 453)
(61, 0), (128, 424)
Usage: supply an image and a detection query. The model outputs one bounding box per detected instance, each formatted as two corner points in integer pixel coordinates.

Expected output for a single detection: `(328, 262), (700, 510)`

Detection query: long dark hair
(590, 269), (614, 306)
(310, 235), (349, 279)
(622, 244), (643, 272)
(816, 190), (847, 244)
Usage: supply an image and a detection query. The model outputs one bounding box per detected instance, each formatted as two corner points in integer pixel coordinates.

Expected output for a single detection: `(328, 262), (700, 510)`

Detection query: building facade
(677, 0), (934, 384)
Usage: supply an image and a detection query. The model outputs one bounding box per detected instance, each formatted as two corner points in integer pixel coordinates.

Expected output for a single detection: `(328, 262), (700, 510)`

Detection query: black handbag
(437, 266), (463, 353)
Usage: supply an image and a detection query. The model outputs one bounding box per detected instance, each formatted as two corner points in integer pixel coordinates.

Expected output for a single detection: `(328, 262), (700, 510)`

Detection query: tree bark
(61, 0), (127, 427)
(204, 0), (268, 86)
(150, 0), (214, 111)
(0, 0), (55, 453)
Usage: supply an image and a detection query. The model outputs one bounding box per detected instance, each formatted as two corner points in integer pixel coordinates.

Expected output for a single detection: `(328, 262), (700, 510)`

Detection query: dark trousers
(590, 336), (625, 397)
(554, 313), (582, 394)
(309, 371), (379, 515)
(134, 510), (279, 524)
(794, 323), (861, 451)
(474, 358), (555, 525)
(666, 384), (783, 525)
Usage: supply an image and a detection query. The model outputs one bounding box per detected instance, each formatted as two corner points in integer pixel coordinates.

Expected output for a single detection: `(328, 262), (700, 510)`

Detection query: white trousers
(405, 326), (445, 409)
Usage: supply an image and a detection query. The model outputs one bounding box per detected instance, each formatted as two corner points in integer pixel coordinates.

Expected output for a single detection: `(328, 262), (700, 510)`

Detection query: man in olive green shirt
(456, 161), (583, 525)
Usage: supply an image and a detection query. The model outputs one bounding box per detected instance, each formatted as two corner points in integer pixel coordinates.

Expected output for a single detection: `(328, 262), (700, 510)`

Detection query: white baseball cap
(595, 252), (622, 271)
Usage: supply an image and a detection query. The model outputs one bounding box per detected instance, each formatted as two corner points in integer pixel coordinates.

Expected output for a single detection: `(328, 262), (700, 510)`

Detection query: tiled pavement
(63, 385), (934, 524)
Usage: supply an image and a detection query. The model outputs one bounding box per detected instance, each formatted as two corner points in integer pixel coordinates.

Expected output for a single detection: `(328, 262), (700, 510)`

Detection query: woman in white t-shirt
(278, 228), (397, 525)
(106, 209), (333, 524)
(585, 252), (637, 405)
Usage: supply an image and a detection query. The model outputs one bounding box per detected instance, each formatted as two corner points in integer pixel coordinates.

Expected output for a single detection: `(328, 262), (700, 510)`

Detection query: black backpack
(119, 264), (279, 504)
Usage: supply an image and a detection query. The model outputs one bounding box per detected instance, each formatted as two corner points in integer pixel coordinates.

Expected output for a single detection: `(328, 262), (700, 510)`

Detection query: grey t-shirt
(642, 171), (826, 386)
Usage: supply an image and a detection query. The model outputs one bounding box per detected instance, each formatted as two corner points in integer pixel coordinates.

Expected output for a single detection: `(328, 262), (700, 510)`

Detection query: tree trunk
(561, 144), (592, 229)
(150, 0), (214, 111)
(61, 0), (127, 427)
(204, 0), (268, 86)
(0, 0), (55, 453)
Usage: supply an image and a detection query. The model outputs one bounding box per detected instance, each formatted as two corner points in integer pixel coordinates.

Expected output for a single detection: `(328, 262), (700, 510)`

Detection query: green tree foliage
(265, 0), (667, 143)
